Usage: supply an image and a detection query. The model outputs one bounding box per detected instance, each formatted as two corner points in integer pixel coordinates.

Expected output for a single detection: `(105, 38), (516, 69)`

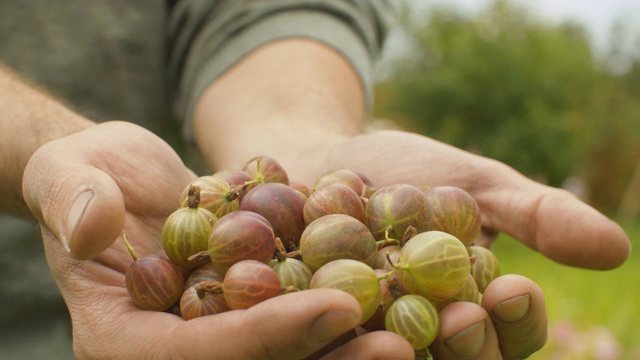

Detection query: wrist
(192, 38), (366, 181)
(0, 64), (95, 216)
(194, 108), (355, 184)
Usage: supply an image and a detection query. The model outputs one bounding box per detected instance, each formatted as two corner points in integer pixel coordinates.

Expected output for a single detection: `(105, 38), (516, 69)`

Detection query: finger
(172, 289), (365, 359)
(475, 168), (631, 270)
(22, 145), (125, 260)
(321, 331), (415, 360)
(72, 289), (363, 359)
(304, 329), (357, 360)
(431, 302), (502, 360)
(481, 274), (547, 360)
(22, 121), (193, 260)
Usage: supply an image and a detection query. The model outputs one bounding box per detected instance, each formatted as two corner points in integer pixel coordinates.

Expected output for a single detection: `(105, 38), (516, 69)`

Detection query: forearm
(0, 64), (94, 217)
(192, 38), (366, 183)
(189, 39), (499, 191)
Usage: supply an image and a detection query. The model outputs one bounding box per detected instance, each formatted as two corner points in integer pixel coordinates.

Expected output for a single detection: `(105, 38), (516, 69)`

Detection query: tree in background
(374, 0), (640, 215)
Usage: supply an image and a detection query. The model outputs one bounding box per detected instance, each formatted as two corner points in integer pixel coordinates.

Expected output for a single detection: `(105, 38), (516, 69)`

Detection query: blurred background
(370, 1), (640, 358)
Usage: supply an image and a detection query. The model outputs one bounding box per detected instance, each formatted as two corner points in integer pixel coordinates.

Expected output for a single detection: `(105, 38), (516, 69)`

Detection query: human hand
(277, 129), (630, 359)
(21, 121), (415, 360)
(318, 130), (630, 270)
(183, 35), (630, 357)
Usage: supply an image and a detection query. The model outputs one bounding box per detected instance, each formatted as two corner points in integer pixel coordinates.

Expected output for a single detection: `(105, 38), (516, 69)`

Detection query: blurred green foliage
(374, 0), (640, 215)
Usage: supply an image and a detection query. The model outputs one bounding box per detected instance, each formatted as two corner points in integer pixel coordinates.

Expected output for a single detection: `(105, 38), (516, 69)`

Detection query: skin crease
(9, 37), (629, 359)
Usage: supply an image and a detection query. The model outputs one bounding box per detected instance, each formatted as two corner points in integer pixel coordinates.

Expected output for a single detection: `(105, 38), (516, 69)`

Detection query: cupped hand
(21, 121), (415, 360)
(286, 129), (631, 359)
(323, 130), (631, 270)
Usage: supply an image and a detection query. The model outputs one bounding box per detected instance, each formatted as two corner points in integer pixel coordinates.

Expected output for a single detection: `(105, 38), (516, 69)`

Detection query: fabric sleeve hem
(180, 10), (374, 142)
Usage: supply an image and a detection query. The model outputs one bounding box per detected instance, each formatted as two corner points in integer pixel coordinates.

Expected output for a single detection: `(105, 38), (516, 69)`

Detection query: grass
(491, 220), (640, 359)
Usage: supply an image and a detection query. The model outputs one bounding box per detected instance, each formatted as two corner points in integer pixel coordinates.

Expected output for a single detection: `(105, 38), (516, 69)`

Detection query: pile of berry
(123, 156), (501, 356)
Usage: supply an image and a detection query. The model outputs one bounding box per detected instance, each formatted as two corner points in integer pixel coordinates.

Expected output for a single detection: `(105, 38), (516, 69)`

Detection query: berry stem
(122, 234), (137, 261)
(376, 238), (400, 248)
(280, 285), (300, 294)
(241, 158), (266, 190)
(425, 348), (434, 360)
(414, 348), (434, 360)
(385, 251), (407, 270)
(401, 226), (418, 246)
(254, 157), (265, 184)
(385, 225), (393, 238)
(376, 268), (395, 282)
(225, 187), (240, 201)
(187, 185), (201, 209)
(187, 250), (212, 268)
(377, 225), (400, 248)
(275, 238), (287, 262)
(195, 281), (223, 298)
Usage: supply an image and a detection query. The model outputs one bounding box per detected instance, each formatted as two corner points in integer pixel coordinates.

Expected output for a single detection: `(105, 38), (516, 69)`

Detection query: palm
(22, 122), (194, 357)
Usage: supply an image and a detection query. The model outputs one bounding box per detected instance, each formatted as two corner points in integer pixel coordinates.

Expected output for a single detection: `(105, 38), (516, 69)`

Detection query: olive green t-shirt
(0, 1), (392, 358)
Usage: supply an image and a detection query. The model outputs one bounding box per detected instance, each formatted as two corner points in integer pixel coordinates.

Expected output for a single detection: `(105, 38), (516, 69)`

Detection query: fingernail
(65, 190), (94, 252)
(308, 310), (360, 343)
(492, 294), (531, 323)
(444, 320), (485, 357)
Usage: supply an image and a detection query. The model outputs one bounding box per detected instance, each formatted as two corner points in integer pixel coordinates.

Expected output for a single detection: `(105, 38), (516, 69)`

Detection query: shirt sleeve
(167, 0), (396, 141)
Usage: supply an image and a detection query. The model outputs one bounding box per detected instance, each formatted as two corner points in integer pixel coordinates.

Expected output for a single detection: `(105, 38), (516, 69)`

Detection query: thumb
(171, 289), (364, 359)
(481, 274), (547, 360)
(22, 141), (125, 260)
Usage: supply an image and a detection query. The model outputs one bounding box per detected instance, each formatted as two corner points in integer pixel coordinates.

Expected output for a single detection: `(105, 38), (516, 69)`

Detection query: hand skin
(194, 38), (632, 359)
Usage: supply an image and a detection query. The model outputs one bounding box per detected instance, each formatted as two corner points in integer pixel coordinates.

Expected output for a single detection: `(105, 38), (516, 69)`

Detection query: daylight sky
(427, 0), (640, 52)
(378, 0), (640, 75)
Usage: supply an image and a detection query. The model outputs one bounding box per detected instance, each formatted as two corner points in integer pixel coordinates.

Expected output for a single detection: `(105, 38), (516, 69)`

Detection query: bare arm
(192, 38), (364, 182)
(0, 64), (93, 216)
